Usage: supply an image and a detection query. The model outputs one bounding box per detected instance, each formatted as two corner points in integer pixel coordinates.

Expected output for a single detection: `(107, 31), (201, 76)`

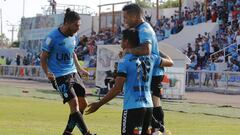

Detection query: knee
(78, 97), (88, 112)
(69, 98), (79, 112)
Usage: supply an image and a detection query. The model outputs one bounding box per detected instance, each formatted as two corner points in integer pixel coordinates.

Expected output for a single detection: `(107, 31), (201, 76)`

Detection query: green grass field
(0, 82), (240, 135)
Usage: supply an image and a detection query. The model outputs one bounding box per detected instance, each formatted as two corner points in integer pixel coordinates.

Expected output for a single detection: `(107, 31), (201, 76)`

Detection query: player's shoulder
(119, 54), (136, 64)
(47, 28), (60, 38)
(138, 22), (153, 34)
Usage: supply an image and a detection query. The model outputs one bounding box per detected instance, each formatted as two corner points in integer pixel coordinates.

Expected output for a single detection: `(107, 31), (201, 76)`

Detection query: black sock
(63, 131), (73, 135)
(71, 111), (88, 134)
(153, 106), (164, 125)
(64, 114), (76, 133)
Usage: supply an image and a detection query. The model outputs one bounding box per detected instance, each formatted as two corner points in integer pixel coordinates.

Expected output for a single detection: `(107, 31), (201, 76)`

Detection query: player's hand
(85, 102), (101, 115)
(80, 69), (90, 76)
(47, 72), (55, 81)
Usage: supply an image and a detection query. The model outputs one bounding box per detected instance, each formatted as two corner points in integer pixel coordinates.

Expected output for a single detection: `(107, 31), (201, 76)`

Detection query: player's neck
(134, 18), (144, 27)
(60, 26), (72, 37)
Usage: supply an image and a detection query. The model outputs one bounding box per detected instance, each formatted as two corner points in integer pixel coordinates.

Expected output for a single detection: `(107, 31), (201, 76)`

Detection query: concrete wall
(159, 22), (219, 50)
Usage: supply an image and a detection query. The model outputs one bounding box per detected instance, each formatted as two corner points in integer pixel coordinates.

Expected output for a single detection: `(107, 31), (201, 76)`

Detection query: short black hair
(122, 3), (143, 17)
(122, 28), (140, 48)
(64, 8), (80, 24)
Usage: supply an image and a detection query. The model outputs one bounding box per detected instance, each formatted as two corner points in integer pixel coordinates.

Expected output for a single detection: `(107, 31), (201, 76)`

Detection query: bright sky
(0, 0), (136, 41)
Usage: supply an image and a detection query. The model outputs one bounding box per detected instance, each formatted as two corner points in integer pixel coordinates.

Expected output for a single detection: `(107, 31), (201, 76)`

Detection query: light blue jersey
(42, 28), (77, 77)
(136, 22), (164, 76)
(118, 54), (161, 110)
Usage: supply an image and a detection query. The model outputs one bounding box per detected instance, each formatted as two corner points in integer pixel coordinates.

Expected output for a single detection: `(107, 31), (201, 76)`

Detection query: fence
(1, 65), (239, 95)
(0, 65), (45, 80)
(186, 70), (240, 94)
(210, 42), (240, 62)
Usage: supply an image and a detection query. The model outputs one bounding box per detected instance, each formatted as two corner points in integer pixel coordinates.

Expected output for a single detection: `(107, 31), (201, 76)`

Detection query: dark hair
(64, 8), (80, 24)
(122, 28), (140, 48)
(122, 3), (143, 17)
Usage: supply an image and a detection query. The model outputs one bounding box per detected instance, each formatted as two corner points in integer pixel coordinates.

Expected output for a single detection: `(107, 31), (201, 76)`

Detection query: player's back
(118, 54), (160, 110)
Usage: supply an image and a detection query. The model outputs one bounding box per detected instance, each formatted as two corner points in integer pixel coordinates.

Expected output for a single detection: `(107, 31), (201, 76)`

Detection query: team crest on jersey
(45, 37), (52, 45)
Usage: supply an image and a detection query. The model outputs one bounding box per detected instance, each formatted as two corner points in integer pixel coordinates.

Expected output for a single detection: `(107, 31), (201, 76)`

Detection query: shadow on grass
(36, 89), (58, 95)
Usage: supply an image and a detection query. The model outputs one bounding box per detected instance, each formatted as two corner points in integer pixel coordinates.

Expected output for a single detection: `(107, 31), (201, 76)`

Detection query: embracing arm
(159, 51), (174, 67)
(125, 42), (151, 56)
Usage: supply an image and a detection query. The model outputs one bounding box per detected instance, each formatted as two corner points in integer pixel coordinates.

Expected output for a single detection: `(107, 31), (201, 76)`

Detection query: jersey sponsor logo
(135, 95), (148, 104)
(56, 53), (73, 61)
(122, 110), (128, 133)
(45, 37), (52, 45)
(133, 86), (148, 91)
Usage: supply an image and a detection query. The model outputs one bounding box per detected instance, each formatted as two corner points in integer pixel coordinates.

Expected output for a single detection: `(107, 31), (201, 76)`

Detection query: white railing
(0, 65), (46, 80)
(42, 4), (96, 15)
(210, 42), (240, 62)
(186, 70), (240, 94)
(0, 65), (96, 87)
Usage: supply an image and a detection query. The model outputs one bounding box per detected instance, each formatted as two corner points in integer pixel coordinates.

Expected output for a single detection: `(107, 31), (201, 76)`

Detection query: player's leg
(64, 97), (89, 135)
(53, 74), (90, 135)
(141, 108), (153, 135)
(73, 73), (96, 135)
(121, 108), (150, 135)
(151, 76), (165, 133)
(73, 73), (88, 114)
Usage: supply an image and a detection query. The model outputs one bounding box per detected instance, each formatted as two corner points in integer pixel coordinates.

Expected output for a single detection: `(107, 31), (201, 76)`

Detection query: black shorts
(51, 73), (86, 104)
(151, 75), (164, 98)
(121, 107), (153, 135)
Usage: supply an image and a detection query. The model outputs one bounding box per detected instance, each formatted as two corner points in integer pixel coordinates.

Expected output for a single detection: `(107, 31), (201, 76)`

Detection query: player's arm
(124, 42), (151, 56)
(85, 76), (125, 115)
(40, 51), (55, 81)
(159, 51), (174, 67)
(73, 52), (89, 76)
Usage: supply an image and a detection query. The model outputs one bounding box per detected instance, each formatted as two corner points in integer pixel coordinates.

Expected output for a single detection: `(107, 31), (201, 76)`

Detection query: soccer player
(40, 8), (94, 135)
(86, 28), (158, 135)
(121, 3), (173, 134)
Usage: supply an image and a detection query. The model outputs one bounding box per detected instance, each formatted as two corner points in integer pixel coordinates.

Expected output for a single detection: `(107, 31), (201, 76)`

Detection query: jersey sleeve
(117, 59), (127, 78)
(42, 36), (53, 52)
(139, 27), (152, 45)
(153, 55), (162, 67)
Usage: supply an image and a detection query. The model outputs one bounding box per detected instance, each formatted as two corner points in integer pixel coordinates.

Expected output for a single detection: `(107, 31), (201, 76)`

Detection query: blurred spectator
(50, 0), (57, 14)
(16, 54), (21, 66)
(0, 56), (6, 65)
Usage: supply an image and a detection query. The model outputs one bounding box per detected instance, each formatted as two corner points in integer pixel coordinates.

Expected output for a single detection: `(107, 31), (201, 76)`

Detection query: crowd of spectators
(185, 0), (240, 73)
(0, 53), (40, 66)
(2, 0), (240, 73)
